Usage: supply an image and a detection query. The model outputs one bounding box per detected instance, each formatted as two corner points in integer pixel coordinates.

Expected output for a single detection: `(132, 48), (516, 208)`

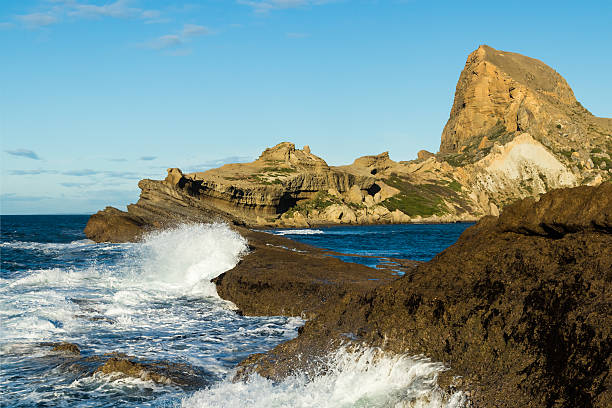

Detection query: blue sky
(1, 0), (611, 214)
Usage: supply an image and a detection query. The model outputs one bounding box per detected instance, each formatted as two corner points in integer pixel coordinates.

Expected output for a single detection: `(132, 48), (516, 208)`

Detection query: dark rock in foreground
(39, 344), (208, 388)
(214, 229), (402, 318)
(226, 183), (611, 407)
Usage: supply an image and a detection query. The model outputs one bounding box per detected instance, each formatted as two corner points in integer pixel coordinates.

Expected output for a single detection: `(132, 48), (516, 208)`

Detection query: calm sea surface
(0, 215), (471, 407)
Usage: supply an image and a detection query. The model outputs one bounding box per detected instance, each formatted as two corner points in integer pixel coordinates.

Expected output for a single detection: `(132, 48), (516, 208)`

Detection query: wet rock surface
(49, 342), (81, 354)
(228, 184), (612, 407)
(39, 343), (207, 389)
(94, 354), (207, 387)
(214, 229), (399, 318)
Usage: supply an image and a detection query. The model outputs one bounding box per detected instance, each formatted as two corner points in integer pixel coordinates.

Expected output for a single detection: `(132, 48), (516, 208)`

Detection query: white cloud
(142, 24), (211, 51)
(182, 23), (209, 37)
(17, 12), (58, 28)
(238, 0), (336, 13)
(11, 1), (163, 29)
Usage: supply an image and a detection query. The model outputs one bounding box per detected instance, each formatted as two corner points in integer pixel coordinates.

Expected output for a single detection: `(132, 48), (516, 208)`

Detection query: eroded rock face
(232, 183), (612, 407)
(435, 45), (611, 211)
(85, 46), (611, 241)
(440, 44), (611, 155)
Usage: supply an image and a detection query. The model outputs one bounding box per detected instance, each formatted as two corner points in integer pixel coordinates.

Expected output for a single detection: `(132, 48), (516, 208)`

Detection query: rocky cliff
(437, 44), (611, 208)
(85, 45), (611, 239)
(221, 183), (612, 407)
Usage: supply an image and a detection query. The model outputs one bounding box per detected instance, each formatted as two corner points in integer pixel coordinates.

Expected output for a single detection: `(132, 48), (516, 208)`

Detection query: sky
(1, 0), (611, 214)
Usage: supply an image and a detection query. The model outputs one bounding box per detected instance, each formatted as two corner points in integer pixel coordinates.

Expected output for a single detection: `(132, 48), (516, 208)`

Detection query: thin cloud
(66, 0), (159, 21)
(140, 156), (157, 161)
(238, 0), (336, 13)
(68, 0), (139, 19)
(0, 22), (15, 30)
(142, 24), (211, 50)
(16, 12), (58, 28)
(61, 182), (96, 188)
(142, 10), (161, 19)
(147, 34), (182, 50)
(182, 24), (210, 37)
(5, 149), (42, 160)
(108, 158), (128, 162)
(286, 32), (309, 38)
(62, 169), (100, 176)
(8, 169), (57, 175)
(1, 193), (51, 202)
(104, 171), (141, 179)
(61, 169), (143, 178)
(11, 1), (162, 29)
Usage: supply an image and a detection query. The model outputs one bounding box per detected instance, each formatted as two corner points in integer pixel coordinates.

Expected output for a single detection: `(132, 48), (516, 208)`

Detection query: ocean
(0, 215), (471, 407)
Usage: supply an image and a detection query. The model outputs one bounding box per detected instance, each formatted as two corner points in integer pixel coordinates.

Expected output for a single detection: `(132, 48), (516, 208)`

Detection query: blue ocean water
(269, 223), (472, 269)
(0, 216), (470, 408)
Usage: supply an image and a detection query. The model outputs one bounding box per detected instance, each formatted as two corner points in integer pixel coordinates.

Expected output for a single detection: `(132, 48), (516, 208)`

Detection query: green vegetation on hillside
(381, 175), (454, 217)
(591, 155), (611, 170)
(262, 166), (297, 174)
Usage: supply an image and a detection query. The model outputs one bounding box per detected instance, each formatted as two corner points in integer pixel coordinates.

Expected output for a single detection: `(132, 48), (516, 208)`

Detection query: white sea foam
(1, 222), (306, 407)
(0, 239), (99, 253)
(183, 346), (468, 408)
(0, 223), (250, 344)
(272, 229), (324, 236)
(137, 223), (249, 296)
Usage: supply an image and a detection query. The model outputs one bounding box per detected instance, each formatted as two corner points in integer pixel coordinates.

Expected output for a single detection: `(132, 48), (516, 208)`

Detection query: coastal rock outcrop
(84, 45), (610, 240)
(227, 183), (612, 407)
(437, 44), (611, 208)
(440, 44), (611, 156)
(213, 229), (399, 318)
(40, 344), (207, 388)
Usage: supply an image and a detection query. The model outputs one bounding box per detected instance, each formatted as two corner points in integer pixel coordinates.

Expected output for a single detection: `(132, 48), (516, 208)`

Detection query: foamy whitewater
(1, 216), (470, 407)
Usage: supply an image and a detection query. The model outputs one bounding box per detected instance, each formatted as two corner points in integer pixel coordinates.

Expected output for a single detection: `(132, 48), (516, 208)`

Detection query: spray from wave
(1, 223), (250, 343)
(136, 223), (249, 296)
(183, 346), (468, 408)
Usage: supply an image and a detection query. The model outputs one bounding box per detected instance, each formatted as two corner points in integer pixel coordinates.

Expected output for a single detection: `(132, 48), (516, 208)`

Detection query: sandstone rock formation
(437, 44), (611, 208)
(85, 45), (611, 240)
(440, 45), (611, 155)
(222, 183), (612, 408)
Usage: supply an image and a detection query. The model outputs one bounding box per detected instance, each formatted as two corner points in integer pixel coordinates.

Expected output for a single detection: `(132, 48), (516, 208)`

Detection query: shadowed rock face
(226, 183), (612, 408)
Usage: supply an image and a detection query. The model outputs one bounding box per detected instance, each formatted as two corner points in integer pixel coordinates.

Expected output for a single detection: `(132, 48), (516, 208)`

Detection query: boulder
(417, 150), (435, 160)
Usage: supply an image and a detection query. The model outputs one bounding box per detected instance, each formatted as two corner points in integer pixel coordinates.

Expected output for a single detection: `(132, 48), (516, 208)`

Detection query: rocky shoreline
(80, 43), (612, 406)
(217, 183), (611, 407)
(84, 182), (611, 407)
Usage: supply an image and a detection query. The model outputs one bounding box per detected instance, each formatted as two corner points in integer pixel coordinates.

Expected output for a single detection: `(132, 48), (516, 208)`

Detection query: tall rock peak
(439, 45), (609, 156)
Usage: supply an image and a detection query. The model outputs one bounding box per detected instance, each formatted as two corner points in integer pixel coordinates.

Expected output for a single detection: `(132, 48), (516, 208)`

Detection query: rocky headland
(86, 45), (611, 234)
